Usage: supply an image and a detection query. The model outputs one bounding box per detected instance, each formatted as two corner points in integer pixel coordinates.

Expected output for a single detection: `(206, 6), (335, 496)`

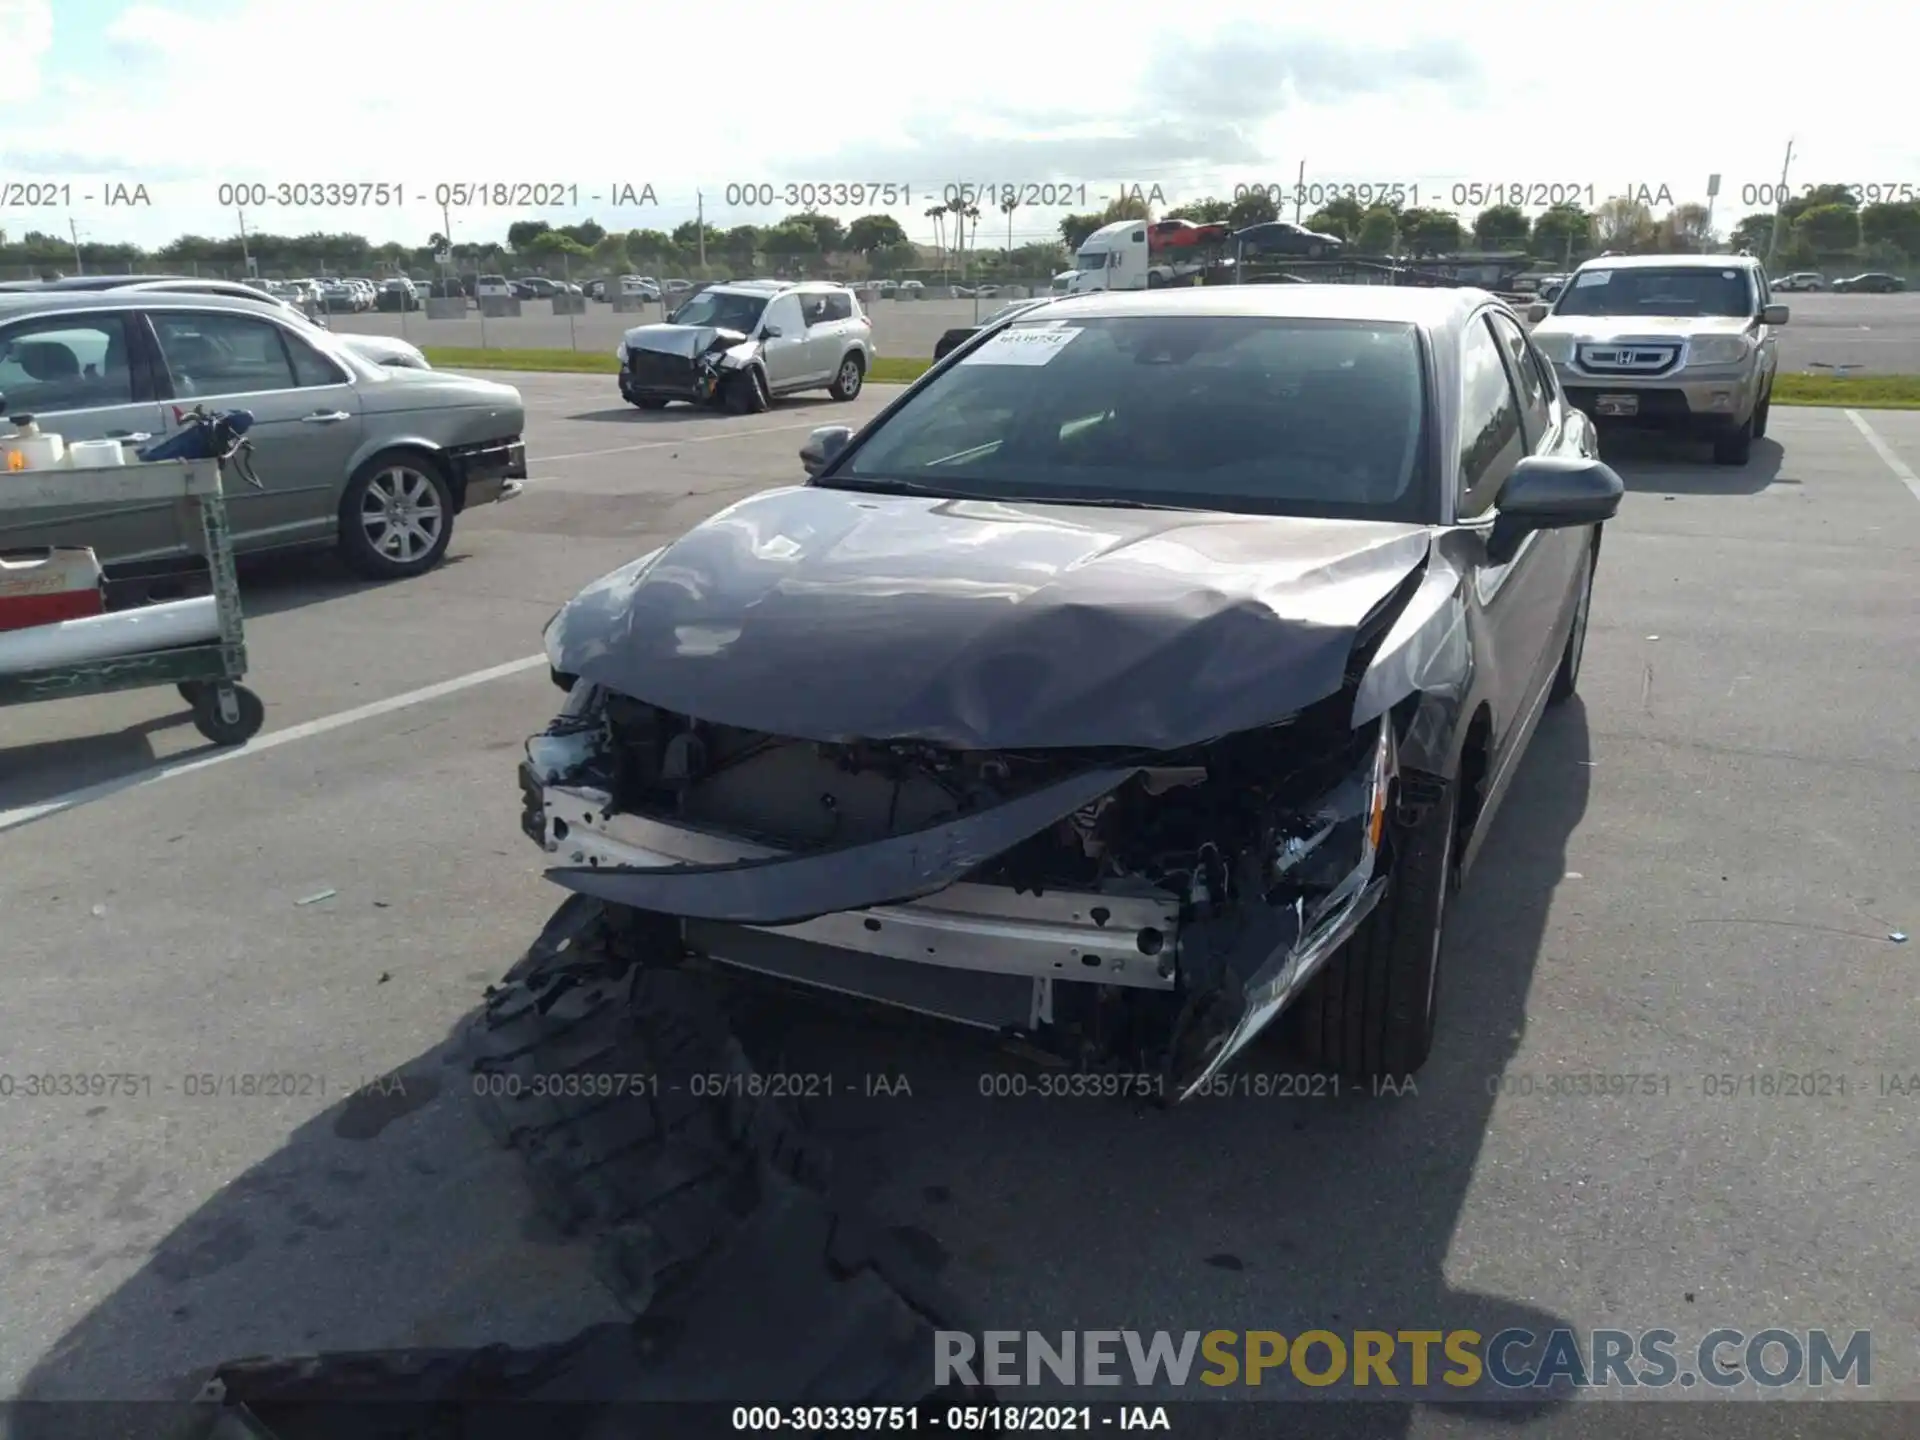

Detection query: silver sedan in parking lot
(0, 291), (526, 583)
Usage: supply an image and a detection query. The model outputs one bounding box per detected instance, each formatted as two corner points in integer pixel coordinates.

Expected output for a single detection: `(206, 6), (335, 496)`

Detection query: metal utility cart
(0, 455), (265, 745)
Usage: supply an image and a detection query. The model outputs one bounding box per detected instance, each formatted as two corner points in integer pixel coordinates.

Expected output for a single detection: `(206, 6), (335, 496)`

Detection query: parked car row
(0, 275), (431, 370)
(1770, 270), (1907, 293)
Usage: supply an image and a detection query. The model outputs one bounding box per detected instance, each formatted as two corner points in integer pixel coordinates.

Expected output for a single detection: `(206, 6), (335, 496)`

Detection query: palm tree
(999, 197), (1019, 268)
(961, 205), (982, 278)
(924, 204), (947, 274)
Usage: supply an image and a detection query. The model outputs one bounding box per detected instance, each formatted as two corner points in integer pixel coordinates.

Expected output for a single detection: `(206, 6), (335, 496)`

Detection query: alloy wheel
(360, 466), (446, 564)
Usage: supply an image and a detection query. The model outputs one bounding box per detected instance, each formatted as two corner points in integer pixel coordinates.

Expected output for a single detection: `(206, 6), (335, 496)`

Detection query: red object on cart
(0, 547), (106, 632)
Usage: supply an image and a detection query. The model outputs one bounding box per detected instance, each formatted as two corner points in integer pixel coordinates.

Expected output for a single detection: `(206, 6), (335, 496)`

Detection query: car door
(757, 293), (813, 391)
(0, 308), (175, 566)
(145, 307), (365, 550)
(1457, 310), (1564, 768)
(1488, 308), (1590, 683)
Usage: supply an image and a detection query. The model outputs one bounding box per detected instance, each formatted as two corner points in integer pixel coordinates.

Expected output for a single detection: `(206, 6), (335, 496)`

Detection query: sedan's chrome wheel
(360, 466), (446, 563)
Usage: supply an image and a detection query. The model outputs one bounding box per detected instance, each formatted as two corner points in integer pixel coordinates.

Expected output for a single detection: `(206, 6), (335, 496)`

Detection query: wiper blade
(818, 477), (960, 497)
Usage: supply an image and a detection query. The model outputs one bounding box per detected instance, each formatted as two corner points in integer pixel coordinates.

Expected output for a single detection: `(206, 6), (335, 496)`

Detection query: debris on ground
(295, 889), (337, 906)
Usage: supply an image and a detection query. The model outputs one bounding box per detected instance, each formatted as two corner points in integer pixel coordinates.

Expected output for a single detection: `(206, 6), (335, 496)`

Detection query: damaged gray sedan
(525, 285), (1622, 1101)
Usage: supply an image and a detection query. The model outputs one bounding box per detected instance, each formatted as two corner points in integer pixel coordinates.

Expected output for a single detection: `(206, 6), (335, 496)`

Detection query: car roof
(1575, 253), (1762, 271)
(1012, 283), (1500, 337)
(0, 288), (318, 319)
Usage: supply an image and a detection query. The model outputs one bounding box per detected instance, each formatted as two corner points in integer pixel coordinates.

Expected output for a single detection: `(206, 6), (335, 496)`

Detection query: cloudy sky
(4, 0), (1916, 253)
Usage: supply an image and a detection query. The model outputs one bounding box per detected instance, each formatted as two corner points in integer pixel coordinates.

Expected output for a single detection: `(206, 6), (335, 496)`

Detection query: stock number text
(216, 182), (403, 208)
(725, 182), (913, 209)
(1743, 181), (1917, 207)
(1233, 181), (1419, 208)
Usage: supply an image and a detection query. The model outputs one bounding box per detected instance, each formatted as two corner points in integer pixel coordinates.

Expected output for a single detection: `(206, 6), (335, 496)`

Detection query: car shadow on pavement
(1603, 433), (1784, 496)
(11, 707), (1593, 1435)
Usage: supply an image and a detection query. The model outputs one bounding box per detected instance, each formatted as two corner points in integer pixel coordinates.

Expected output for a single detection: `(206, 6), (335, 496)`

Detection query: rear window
(830, 315), (1428, 520)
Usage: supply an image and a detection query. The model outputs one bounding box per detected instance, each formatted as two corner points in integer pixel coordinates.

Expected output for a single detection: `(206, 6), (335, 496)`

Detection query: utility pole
(696, 192), (706, 269)
(1764, 139), (1794, 271)
(68, 217), (84, 275)
(1293, 160), (1306, 223)
(237, 209), (252, 276)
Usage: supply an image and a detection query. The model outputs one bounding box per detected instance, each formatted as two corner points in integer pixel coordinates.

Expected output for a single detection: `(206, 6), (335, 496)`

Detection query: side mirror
(1526, 302), (1550, 324)
(761, 324), (783, 339)
(1761, 303), (1789, 325)
(799, 425), (853, 478)
(1485, 455), (1624, 565)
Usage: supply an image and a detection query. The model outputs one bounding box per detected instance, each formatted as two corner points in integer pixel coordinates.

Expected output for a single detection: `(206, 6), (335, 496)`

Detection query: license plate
(1596, 394), (1639, 417)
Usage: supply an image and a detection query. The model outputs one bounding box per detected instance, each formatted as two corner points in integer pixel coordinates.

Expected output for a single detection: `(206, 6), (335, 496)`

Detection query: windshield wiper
(819, 477), (968, 497)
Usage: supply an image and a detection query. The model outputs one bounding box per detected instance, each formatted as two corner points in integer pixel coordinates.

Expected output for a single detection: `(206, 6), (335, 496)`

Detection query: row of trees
(1063, 183), (1920, 270)
(6, 183), (1916, 283)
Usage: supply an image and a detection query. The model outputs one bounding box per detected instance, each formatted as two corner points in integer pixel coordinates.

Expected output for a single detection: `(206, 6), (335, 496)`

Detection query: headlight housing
(1687, 335), (1752, 367)
(1531, 332), (1575, 364)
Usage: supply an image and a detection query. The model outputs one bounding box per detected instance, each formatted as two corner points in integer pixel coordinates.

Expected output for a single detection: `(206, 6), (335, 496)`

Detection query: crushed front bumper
(450, 438), (527, 508)
(515, 720), (1394, 1102)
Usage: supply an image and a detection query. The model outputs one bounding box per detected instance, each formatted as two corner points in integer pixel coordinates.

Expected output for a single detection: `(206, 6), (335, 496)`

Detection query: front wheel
(337, 453), (455, 580)
(1283, 779), (1457, 1083)
(723, 366), (771, 415)
(828, 353), (865, 401)
(1712, 413), (1754, 466)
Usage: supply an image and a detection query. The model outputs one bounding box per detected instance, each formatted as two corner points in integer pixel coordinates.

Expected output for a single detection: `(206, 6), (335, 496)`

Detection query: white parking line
(1845, 410), (1920, 504)
(0, 654), (546, 835)
(534, 421), (826, 467)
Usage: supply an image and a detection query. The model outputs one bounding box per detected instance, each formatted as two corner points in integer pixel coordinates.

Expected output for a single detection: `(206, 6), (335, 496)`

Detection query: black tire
(629, 396), (669, 410)
(723, 366), (771, 415)
(1284, 778), (1457, 1082)
(337, 452), (456, 580)
(1712, 414), (1754, 466)
(190, 683), (264, 746)
(1751, 384), (1772, 439)
(827, 352), (865, 401)
(1548, 536), (1596, 705)
(176, 680), (206, 704)
(466, 896), (973, 1369)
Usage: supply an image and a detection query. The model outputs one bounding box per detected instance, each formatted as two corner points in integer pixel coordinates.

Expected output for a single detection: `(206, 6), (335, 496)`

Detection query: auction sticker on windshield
(961, 324), (1083, 366)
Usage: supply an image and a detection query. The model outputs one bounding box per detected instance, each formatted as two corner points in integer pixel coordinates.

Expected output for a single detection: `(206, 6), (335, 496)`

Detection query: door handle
(105, 429), (152, 441)
(302, 410), (351, 423)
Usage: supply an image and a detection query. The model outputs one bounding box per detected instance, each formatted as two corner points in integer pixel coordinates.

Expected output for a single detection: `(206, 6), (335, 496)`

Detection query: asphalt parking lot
(3, 378), (1919, 1430)
(331, 291), (1920, 372)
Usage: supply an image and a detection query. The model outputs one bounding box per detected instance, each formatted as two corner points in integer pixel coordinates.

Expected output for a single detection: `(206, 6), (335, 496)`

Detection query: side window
(149, 310), (297, 397)
(765, 294), (802, 334)
(0, 314), (136, 414)
(799, 293), (831, 327)
(283, 328), (349, 386)
(1458, 315), (1526, 519)
(1487, 312), (1553, 447)
(820, 292), (853, 323)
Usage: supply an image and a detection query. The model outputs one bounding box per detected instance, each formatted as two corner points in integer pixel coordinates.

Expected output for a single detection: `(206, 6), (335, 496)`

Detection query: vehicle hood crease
(547, 486), (1433, 751)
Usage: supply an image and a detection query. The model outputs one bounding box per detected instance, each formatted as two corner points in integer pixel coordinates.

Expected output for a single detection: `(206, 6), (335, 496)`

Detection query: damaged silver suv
(617, 280), (875, 413)
(516, 286), (1621, 1102)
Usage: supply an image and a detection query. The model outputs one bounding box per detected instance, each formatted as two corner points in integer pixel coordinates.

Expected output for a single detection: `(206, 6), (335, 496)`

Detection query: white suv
(1528, 253), (1786, 466)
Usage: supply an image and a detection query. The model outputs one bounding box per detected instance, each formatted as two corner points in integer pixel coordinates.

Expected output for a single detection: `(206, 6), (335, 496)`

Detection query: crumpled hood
(337, 333), (428, 367)
(1534, 314), (1753, 344)
(620, 323), (751, 357)
(546, 485), (1432, 752)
